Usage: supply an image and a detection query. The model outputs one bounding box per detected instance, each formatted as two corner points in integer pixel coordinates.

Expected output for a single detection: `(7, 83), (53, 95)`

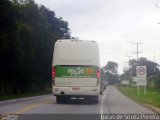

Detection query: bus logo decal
(67, 67), (84, 76)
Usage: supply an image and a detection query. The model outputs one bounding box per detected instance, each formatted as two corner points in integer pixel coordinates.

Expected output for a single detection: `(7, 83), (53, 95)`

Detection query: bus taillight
(52, 67), (56, 78)
(96, 68), (101, 80)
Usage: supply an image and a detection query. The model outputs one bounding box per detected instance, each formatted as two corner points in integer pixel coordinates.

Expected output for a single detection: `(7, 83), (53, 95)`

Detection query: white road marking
(100, 87), (109, 120)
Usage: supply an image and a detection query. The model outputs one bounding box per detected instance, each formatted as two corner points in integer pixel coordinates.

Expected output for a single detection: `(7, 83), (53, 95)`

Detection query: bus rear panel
(52, 39), (100, 103)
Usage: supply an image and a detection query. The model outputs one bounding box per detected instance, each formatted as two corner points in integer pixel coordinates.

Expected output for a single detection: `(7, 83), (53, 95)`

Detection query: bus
(52, 39), (100, 103)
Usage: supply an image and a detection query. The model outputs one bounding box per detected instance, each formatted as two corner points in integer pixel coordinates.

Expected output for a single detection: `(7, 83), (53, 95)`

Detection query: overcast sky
(35, 0), (160, 73)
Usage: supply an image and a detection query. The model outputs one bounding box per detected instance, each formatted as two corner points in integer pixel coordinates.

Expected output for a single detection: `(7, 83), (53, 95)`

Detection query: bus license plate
(72, 87), (80, 90)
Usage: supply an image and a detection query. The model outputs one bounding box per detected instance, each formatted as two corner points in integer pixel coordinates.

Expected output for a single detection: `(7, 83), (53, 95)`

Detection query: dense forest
(0, 0), (71, 95)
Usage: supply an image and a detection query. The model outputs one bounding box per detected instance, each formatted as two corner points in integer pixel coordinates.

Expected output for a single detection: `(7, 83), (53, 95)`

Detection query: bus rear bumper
(53, 86), (99, 96)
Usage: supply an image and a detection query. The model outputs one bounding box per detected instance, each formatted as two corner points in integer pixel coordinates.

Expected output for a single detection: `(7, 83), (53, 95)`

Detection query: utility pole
(156, 0), (160, 24)
(132, 42), (143, 61)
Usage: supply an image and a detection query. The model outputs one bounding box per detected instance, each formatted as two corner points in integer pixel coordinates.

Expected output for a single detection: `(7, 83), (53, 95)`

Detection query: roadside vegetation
(0, 0), (71, 99)
(117, 57), (160, 108)
(121, 57), (160, 90)
(102, 58), (160, 108)
(118, 86), (160, 108)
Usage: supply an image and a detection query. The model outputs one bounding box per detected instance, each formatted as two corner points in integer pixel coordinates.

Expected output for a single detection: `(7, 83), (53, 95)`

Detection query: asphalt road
(0, 86), (155, 120)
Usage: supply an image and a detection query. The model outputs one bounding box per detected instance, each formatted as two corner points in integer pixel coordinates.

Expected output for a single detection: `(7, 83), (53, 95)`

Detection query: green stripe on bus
(55, 65), (98, 78)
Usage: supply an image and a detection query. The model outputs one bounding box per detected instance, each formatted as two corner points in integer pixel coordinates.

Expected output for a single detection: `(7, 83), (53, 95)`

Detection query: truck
(52, 39), (100, 103)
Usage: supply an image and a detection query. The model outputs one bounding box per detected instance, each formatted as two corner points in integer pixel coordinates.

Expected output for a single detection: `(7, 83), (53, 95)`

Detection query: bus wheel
(56, 96), (63, 103)
(93, 96), (99, 104)
(56, 96), (69, 103)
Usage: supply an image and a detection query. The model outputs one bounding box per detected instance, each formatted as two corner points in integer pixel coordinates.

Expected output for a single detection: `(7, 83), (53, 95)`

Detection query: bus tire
(56, 96), (63, 103)
(56, 96), (70, 103)
(93, 96), (99, 104)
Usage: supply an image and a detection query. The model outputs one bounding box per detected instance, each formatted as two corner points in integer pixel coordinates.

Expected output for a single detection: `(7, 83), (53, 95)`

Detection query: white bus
(52, 39), (100, 103)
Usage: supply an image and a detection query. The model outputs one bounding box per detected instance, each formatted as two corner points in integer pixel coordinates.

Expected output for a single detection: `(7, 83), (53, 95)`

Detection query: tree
(0, 0), (71, 95)
(104, 61), (118, 74)
(103, 61), (119, 85)
(153, 71), (160, 89)
(130, 57), (158, 77)
(122, 57), (160, 89)
(129, 59), (137, 68)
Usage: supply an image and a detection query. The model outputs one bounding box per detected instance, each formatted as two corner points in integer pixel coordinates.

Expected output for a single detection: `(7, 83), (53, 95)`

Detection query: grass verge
(0, 92), (50, 101)
(117, 86), (160, 108)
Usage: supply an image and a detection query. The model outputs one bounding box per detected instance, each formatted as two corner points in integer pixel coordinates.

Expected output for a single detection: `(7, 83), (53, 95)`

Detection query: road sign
(132, 77), (137, 82)
(136, 66), (147, 86)
(122, 80), (129, 85)
(136, 77), (147, 86)
(136, 66), (147, 96)
(136, 66), (146, 78)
